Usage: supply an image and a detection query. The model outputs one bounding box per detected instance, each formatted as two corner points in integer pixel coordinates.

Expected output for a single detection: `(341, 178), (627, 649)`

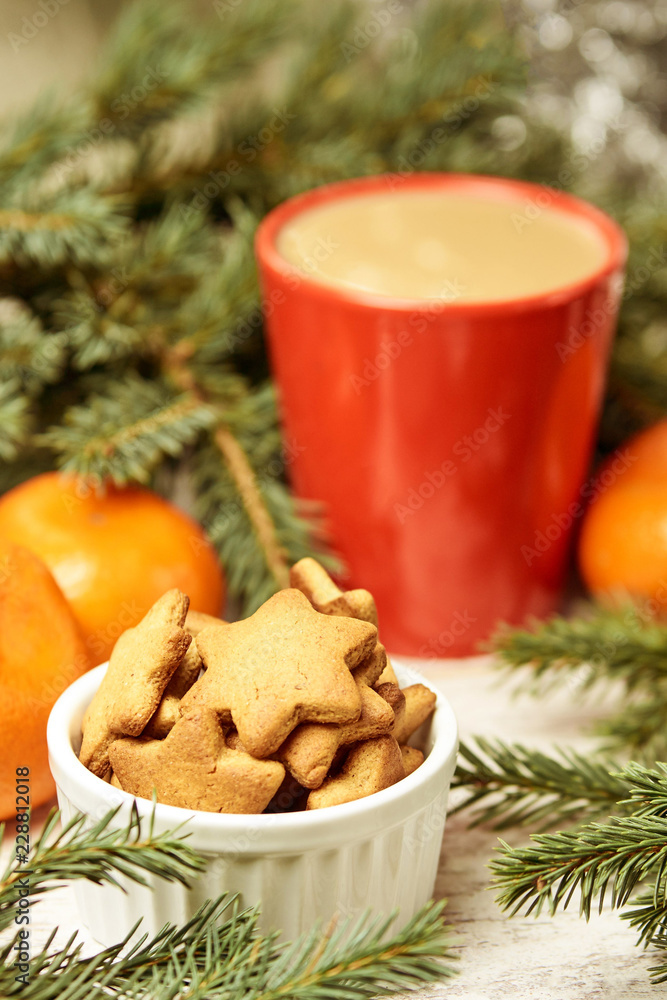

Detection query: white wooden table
(12, 656), (655, 998)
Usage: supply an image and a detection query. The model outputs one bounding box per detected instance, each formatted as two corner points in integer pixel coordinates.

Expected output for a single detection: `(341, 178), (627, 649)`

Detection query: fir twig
(213, 423), (290, 590)
(492, 813), (667, 920)
(0, 805), (203, 934)
(41, 376), (216, 485)
(0, 378), (31, 461)
(493, 608), (667, 694)
(0, 807), (457, 1000)
(452, 738), (627, 830)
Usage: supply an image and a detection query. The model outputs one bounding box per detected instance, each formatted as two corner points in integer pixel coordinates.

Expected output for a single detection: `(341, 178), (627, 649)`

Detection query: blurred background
(0, 0), (666, 634)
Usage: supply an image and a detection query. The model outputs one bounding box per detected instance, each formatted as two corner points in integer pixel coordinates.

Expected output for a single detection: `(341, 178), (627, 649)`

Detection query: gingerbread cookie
(144, 609), (225, 738)
(392, 684), (437, 744)
(143, 640), (202, 738)
(181, 588), (376, 757)
(277, 675), (395, 788)
(185, 609), (227, 636)
(353, 642), (387, 687)
(307, 735), (405, 809)
(375, 682), (405, 731)
(109, 708), (285, 813)
(79, 589), (191, 777)
(290, 558), (378, 626)
(376, 657), (398, 686)
(401, 744), (425, 776)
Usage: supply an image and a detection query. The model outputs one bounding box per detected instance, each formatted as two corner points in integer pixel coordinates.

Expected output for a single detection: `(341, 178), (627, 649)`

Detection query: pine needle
(0, 808), (457, 1000)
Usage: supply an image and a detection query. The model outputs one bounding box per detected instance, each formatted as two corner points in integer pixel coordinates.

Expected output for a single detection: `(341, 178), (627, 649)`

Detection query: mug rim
(47, 660), (458, 853)
(255, 171), (628, 316)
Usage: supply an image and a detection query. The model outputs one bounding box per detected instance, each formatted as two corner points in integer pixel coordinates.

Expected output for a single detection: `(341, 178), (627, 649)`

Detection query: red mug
(255, 173), (627, 656)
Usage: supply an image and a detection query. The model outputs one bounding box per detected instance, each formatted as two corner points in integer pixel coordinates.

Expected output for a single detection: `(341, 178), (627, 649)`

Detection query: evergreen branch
(213, 423), (290, 591)
(0, 378), (31, 461)
(0, 312), (67, 394)
(42, 376), (216, 485)
(245, 901), (457, 1000)
(492, 608), (667, 693)
(193, 403), (339, 615)
(0, 806), (203, 934)
(596, 698), (667, 763)
(0, 807), (457, 1000)
(622, 885), (667, 952)
(56, 204), (218, 370)
(0, 188), (128, 269)
(1, 896), (456, 1000)
(452, 738), (627, 830)
(92, 0), (296, 136)
(492, 814), (667, 920)
(647, 944), (667, 985)
(616, 761), (667, 818)
(0, 99), (84, 190)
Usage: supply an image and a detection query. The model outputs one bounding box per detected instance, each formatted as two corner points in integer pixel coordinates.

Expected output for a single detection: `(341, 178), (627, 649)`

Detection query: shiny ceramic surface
(255, 173), (627, 654)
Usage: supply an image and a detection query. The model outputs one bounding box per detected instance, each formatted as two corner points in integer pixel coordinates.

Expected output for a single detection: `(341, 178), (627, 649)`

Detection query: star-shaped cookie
(290, 557), (378, 625)
(291, 558), (398, 685)
(79, 589), (191, 777)
(307, 735), (405, 810)
(143, 609), (226, 739)
(392, 684), (436, 744)
(276, 680), (395, 788)
(109, 708), (285, 813)
(180, 588), (377, 757)
(277, 644), (395, 788)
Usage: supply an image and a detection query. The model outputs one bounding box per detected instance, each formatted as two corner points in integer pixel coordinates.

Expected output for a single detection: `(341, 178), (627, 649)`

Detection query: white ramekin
(47, 660), (458, 947)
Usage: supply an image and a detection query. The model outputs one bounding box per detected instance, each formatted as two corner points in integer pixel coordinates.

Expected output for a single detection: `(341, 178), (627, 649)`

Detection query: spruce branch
(0, 187), (129, 269)
(493, 608), (667, 694)
(0, 807), (457, 1000)
(193, 418), (337, 615)
(0, 99), (85, 191)
(0, 378), (31, 461)
(492, 813), (667, 920)
(0, 806), (203, 934)
(92, 0), (295, 137)
(1, 897), (457, 1000)
(452, 738), (627, 830)
(42, 376), (216, 485)
(213, 423), (290, 591)
(0, 312), (67, 394)
(596, 699), (667, 764)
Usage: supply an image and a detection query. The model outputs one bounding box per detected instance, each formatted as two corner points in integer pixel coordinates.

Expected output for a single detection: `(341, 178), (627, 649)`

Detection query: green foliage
(0, 807), (457, 1000)
(43, 376), (217, 485)
(0, 806), (203, 934)
(454, 610), (667, 985)
(493, 608), (667, 762)
(452, 738), (627, 830)
(483, 757), (667, 983)
(0, 0), (664, 607)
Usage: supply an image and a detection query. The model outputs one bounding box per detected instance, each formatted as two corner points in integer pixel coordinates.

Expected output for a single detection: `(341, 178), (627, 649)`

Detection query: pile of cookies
(78, 559), (436, 814)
